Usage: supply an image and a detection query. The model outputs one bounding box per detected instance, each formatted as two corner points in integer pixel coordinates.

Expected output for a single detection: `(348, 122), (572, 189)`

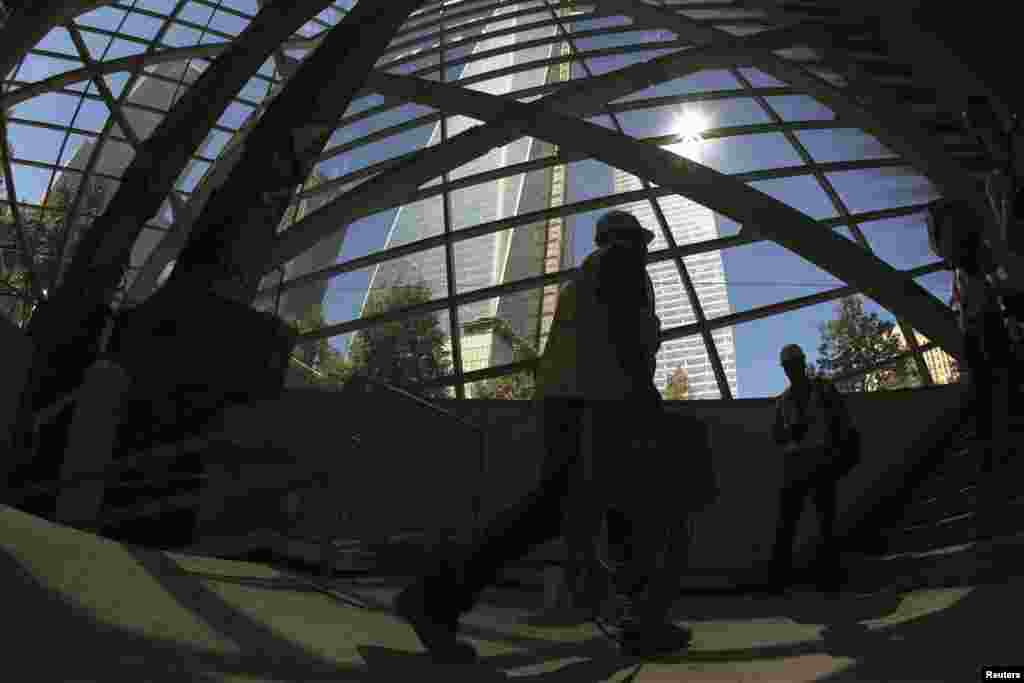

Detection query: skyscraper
(48, 61), (204, 297)
(612, 167), (739, 400)
(360, 4), (571, 373)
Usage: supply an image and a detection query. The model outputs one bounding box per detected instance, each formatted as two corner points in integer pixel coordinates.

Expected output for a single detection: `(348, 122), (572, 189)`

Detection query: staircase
(844, 413), (1024, 593)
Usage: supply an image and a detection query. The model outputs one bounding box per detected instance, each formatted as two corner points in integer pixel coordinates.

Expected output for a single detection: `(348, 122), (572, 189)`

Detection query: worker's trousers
(963, 311), (1012, 471)
(427, 396), (675, 623)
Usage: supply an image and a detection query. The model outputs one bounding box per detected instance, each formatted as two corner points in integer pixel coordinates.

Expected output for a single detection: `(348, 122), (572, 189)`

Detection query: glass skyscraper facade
(612, 166), (739, 399)
(361, 4), (569, 371)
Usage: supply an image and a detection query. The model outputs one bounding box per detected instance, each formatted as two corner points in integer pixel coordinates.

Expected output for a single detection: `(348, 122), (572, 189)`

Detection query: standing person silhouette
(769, 344), (859, 594)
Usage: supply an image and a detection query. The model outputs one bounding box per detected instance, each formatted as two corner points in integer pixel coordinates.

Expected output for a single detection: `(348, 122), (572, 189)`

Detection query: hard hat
(780, 344), (805, 363)
(595, 210), (656, 246)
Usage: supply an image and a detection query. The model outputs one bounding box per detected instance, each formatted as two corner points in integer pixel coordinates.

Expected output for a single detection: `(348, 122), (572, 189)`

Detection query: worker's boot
(393, 566), (477, 665)
(618, 619), (693, 658)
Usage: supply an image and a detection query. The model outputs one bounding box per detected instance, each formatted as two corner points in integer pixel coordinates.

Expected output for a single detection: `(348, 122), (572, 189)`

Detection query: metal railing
(9, 357), (489, 579)
(289, 354), (489, 533)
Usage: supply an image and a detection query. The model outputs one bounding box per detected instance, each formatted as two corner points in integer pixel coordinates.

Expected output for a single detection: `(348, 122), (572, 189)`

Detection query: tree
(663, 365), (689, 400)
(291, 304), (354, 387)
(348, 276), (452, 399)
(816, 295), (920, 392)
(470, 318), (538, 400)
(1, 180), (106, 326)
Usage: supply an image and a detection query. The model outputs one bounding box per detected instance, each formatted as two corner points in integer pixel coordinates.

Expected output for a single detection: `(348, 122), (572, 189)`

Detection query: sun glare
(676, 111), (707, 145)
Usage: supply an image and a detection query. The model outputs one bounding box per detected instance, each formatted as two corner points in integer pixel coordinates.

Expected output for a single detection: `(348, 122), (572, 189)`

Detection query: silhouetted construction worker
(930, 203), (1013, 471)
(770, 344), (859, 594)
(393, 210), (693, 662)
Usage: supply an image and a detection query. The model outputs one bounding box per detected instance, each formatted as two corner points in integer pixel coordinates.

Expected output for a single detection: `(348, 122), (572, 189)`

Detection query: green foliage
(347, 279), (452, 399)
(469, 318), (538, 400)
(291, 305), (353, 387)
(815, 295), (921, 392)
(1, 181), (106, 326)
(663, 365), (689, 400)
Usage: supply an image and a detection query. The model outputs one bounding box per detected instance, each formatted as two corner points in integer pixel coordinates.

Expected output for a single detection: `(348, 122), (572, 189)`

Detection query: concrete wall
(207, 385), (483, 541)
(207, 383), (965, 570)
(0, 316), (31, 483)
(433, 385), (963, 570)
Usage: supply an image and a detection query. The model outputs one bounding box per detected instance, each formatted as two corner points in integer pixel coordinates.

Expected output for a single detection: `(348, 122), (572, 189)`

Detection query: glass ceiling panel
(327, 122), (436, 181)
(163, 22), (203, 48)
(136, 0), (179, 15)
(35, 28), (79, 56)
(224, 0), (260, 15)
(76, 6), (128, 30)
(216, 101), (256, 131)
(827, 167), (941, 215)
(1, 0), (962, 399)
(747, 175), (838, 221)
(568, 15), (633, 33)
(15, 54), (83, 83)
(5, 124), (65, 166)
(692, 133), (804, 175)
(572, 29), (671, 53)
(10, 92), (79, 127)
(565, 158), (620, 207)
(913, 269), (954, 307)
(71, 97), (112, 134)
(722, 239), (844, 316)
(106, 38), (149, 60)
(858, 213), (936, 272)
(764, 95), (834, 122)
(180, 2), (215, 27)
(8, 164), (54, 204)
(618, 97), (770, 139)
(737, 67), (785, 88)
(795, 128), (897, 165)
(211, 9), (251, 36)
(60, 135), (98, 167)
(614, 69), (742, 103)
(586, 48), (681, 77)
(103, 73), (133, 100)
(122, 11), (165, 41)
(328, 103), (438, 152)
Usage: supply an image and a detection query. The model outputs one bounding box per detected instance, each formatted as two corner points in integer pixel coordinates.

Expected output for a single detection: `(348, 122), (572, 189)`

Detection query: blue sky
(4, 3), (953, 399)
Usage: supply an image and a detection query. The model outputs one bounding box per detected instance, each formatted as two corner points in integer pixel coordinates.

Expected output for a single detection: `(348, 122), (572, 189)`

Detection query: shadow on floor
(0, 547), (373, 682)
(358, 644), (646, 683)
(815, 580), (1021, 683)
(8, 524), (1019, 682)
(175, 569), (373, 609)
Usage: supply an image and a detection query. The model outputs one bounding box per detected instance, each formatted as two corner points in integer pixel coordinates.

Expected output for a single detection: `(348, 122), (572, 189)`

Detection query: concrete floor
(1, 503), (1018, 682)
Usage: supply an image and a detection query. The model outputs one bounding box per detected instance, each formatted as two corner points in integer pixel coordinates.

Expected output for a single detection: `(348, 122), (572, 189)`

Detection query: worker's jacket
(535, 245), (660, 400)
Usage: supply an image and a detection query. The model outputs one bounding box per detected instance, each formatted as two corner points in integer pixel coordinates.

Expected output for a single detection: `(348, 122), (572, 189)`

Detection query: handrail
(358, 374), (484, 434)
(288, 354), (484, 433)
(289, 354), (489, 535)
(14, 355), (489, 545)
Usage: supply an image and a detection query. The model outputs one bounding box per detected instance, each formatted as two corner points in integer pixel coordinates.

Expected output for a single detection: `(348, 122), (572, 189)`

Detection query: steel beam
(57, 0), (338, 304)
(167, 0), (425, 301)
(373, 261), (946, 393)
(256, 163), (924, 308)
(361, 69), (963, 360)
(125, 56), (303, 302)
(618, 0), (1013, 290)
(0, 0), (108, 84)
(268, 22), (818, 271)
